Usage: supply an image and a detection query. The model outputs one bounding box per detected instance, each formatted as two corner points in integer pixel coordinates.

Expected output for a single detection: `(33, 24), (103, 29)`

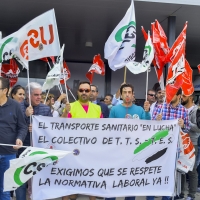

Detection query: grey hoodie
(188, 105), (200, 145)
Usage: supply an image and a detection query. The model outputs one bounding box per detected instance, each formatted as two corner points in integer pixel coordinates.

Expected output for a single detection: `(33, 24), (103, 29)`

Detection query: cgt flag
(60, 61), (71, 85)
(42, 44), (65, 91)
(104, 0), (136, 71)
(126, 31), (154, 74)
(4, 147), (71, 191)
(0, 9), (60, 69)
(86, 54), (105, 83)
(177, 130), (195, 173)
(1, 59), (20, 87)
(166, 40), (185, 104)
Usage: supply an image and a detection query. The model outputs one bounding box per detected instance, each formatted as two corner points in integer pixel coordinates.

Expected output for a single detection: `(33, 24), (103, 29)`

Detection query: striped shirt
(152, 102), (189, 131)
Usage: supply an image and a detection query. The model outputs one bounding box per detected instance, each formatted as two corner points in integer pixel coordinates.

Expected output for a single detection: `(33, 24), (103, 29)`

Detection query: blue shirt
(109, 104), (151, 120)
(0, 98), (27, 155)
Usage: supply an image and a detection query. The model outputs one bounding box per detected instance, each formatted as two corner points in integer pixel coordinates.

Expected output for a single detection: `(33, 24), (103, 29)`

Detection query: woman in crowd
(10, 85), (25, 199)
(10, 85), (25, 103)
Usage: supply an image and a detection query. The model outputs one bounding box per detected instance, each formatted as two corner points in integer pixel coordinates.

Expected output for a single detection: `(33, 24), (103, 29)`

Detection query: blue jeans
(0, 154), (16, 200)
(15, 181), (27, 200)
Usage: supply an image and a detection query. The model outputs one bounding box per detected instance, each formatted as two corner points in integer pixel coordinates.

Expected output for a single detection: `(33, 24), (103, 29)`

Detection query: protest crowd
(0, 1), (200, 200)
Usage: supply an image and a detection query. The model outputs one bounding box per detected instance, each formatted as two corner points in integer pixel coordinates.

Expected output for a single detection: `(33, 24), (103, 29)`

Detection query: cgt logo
(20, 24), (55, 60)
(14, 151), (58, 186)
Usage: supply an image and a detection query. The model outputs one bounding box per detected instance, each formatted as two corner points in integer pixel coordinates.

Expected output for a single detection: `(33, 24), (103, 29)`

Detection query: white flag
(4, 147), (71, 191)
(42, 44), (65, 91)
(104, 0), (136, 71)
(0, 9), (60, 69)
(126, 32), (154, 74)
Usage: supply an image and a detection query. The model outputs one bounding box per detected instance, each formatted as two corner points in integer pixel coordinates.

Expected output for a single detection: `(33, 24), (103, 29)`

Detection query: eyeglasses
(148, 93), (155, 97)
(78, 89), (90, 93)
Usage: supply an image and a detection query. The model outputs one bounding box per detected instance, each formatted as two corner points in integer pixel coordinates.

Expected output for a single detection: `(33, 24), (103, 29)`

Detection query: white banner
(32, 116), (179, 200)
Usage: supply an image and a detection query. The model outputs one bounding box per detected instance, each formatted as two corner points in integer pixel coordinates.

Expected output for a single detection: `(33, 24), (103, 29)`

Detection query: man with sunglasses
(62, 81), (102, 200)
(150, 87), (165, 118)
(146, 89), (156, 106)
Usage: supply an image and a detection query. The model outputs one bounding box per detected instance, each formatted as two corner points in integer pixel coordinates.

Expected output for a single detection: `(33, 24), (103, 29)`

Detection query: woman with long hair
(10, 85), (25, 103)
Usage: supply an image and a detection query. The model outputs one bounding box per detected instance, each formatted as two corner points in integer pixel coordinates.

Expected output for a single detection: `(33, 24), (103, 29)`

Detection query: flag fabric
(182, 60), (194, 96)
(42, 44), (65, 91)
(1, 59), (20, 87)
(165, 22), (187, 63)
(4, 147), (71, 191)
(104, 0), (136, 71)
(0, 9), (60, 69)
(141, 24), (165, 89)
(151, 22), (170, 90)
(40, 57), (49, 62)
(166, 40), (185, 104)
(126, 32), (154, 74)
(177, 130), (195, 173)
(60, 61), (71, 85)
(50, 56), (55, 64)
(86, 54), (105, 83)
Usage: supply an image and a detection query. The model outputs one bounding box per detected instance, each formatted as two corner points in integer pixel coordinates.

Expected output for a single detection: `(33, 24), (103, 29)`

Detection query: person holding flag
(16, 82), (52, 200)
(0, 77), (27, 200)
(62, 81), (102, 200)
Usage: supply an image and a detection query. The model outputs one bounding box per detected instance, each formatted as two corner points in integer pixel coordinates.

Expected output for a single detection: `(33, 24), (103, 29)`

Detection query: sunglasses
(148, 93), (155, 97)
(78, 89), (91, 93)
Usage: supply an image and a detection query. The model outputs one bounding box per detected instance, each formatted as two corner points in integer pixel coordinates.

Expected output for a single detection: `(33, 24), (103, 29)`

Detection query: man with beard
(62, 81), (101, 200)
(150, 87), (165, 118)
(62, 81), (102, 119)
(152, 88), (189, 130)
(152, 88), (189, 200)
(180, 93), (200, 200)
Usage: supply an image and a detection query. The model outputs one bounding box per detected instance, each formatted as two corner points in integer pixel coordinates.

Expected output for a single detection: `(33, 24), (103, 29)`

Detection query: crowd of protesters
(0, 77), (200, 200)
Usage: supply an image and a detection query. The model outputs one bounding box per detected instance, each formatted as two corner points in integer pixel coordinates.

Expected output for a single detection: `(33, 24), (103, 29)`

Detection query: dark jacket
(20, 100), (52, 148)
(0, 98), (28, 155)
(188, 105), (200, 145)
(97, 100), (109, 118)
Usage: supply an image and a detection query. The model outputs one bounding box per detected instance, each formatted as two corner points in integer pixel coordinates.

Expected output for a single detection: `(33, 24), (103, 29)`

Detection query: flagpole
(0, 143), (29, 148)
(145, 68), (149, 101)
(66, 84), (76, 101)
(57, 84), (62, 94)
(27, 67), (31, 107)
(59, 84), (63, 93)
(47, 61), (52, 70)
(124, 66), (127, 83)
(63, 70), (69, 102)
(44, 90), (50, 105)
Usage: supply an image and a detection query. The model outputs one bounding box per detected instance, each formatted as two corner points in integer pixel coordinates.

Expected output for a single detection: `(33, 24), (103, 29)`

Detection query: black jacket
(96, 100), (109, 118)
